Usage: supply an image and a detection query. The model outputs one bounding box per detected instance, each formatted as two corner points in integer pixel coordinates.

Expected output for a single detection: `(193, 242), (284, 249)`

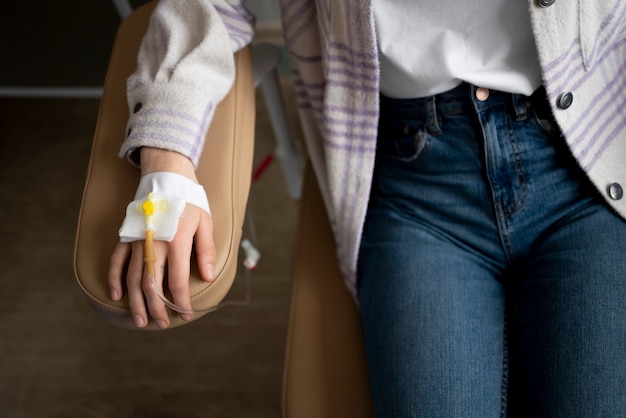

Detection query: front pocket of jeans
(377, 122), (431, 162)
(530, 107), (562, 138)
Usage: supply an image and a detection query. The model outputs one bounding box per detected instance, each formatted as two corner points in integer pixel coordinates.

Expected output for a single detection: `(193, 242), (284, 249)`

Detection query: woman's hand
(107, 148), (216, 329)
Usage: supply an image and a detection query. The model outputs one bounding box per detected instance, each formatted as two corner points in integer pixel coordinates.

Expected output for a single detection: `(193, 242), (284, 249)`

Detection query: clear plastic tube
(151, 266), (252, 315)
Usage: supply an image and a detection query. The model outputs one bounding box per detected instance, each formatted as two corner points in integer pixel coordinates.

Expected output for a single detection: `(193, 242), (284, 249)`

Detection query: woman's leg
(358, 215), (508, 417)
(507, 202), (626, 417)
(358, 84), (626, 416)
(358, 86), (510, 417)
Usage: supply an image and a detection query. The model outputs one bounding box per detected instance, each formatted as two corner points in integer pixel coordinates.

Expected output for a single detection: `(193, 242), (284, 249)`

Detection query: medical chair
(282, 164), (374, 418)
(72, 2), (373, 416)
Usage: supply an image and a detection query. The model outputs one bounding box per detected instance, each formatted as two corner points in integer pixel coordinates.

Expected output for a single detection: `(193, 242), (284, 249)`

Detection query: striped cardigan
(122, 0), (626, 298)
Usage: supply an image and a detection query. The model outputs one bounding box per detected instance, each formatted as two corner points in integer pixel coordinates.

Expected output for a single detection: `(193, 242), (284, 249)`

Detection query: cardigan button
(133, 102), (143, 113)
(608, 183), (624, 201)
(537, 0), (555, 7)
(557, 92), (573, 109)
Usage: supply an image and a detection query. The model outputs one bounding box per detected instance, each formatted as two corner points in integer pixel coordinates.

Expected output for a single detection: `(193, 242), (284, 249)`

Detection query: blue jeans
(357, 83), (626, 417)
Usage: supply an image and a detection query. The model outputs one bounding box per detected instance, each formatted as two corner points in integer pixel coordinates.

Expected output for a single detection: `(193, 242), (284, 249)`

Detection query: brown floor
(0, 5), (301, 417)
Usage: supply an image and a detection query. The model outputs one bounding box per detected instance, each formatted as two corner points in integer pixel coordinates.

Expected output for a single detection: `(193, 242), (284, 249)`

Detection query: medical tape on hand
(119, 172), (210, 243)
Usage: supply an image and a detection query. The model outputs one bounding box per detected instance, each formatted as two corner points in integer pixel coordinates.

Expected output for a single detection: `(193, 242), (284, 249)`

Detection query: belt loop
(426, 95), (443, 135)
(511, 93), (529, 121)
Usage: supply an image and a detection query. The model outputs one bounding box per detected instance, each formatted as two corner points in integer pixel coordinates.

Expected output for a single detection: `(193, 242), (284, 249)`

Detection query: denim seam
(475, 97), (522, 264)
(500, 306), (510, 418)
(493, 115), (529, 263)
(503, 114), (528, 218)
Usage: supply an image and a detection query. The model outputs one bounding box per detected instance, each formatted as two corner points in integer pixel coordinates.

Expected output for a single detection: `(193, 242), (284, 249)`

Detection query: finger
(167, 231), (194, 321)
(195, 212), (217, 282)
(127, 241), (149, 328)
(142, 240), (171, 329)
(108, 242), (131, 301)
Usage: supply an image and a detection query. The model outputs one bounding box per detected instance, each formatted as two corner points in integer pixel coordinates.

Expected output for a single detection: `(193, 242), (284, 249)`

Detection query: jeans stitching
(503, 114), (528, 218)
(500, 306), (510, 418)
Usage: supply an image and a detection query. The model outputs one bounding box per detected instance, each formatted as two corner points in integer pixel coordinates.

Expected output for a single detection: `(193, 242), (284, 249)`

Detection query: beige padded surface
(282, 166), (374, 417)
(73, 1), (255, 330)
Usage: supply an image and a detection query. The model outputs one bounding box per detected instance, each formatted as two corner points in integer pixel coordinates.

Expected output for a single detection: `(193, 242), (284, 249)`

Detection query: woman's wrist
(140, 147), (197, 182)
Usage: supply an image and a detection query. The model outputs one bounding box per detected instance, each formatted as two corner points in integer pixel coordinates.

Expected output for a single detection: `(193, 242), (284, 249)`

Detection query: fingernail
(133, 315), (145, 328)
(181, 314), (192, 321)
(156, 320), (169, 329)
(110, 287), (119, 301)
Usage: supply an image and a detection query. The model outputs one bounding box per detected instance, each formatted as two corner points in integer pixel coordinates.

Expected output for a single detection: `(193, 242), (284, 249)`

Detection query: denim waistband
(379, 82), (550, 123)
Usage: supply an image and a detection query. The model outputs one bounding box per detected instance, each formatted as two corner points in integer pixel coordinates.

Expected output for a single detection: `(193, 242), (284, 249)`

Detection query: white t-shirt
(374, 0), (543, 98)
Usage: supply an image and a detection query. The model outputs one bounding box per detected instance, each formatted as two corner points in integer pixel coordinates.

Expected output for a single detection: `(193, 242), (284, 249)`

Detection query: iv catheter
(138, 192), (257, 316)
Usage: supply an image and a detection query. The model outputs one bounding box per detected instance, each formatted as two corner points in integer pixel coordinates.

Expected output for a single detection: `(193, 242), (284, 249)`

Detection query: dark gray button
(133, 102), (142, 113)
(608, 183), (624, 200)
(127, 128), (132, 137)
(557, 92), (573, 109)
(537, 0), (555, 7)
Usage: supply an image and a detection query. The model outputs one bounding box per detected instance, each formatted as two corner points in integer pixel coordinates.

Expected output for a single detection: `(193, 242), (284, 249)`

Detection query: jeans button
(608, 183), (624, 200)
(476, 87), (490, 101)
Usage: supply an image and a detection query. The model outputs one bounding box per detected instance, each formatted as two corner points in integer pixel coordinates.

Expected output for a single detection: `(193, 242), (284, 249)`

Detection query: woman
(109, 1), (626, 416)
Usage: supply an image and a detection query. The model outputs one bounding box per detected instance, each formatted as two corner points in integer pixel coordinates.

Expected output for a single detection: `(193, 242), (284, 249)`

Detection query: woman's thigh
(358, 206), (508, 418)
(508, 202), (626, 417)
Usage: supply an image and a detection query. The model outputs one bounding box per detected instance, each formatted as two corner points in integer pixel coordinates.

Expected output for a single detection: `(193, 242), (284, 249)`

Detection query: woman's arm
(121, 0), (254, 166)
(108, 0), (254, 329)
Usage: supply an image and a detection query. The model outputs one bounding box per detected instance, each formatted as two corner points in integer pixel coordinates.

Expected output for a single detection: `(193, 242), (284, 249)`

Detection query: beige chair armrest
(73, 1), (255, 330)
